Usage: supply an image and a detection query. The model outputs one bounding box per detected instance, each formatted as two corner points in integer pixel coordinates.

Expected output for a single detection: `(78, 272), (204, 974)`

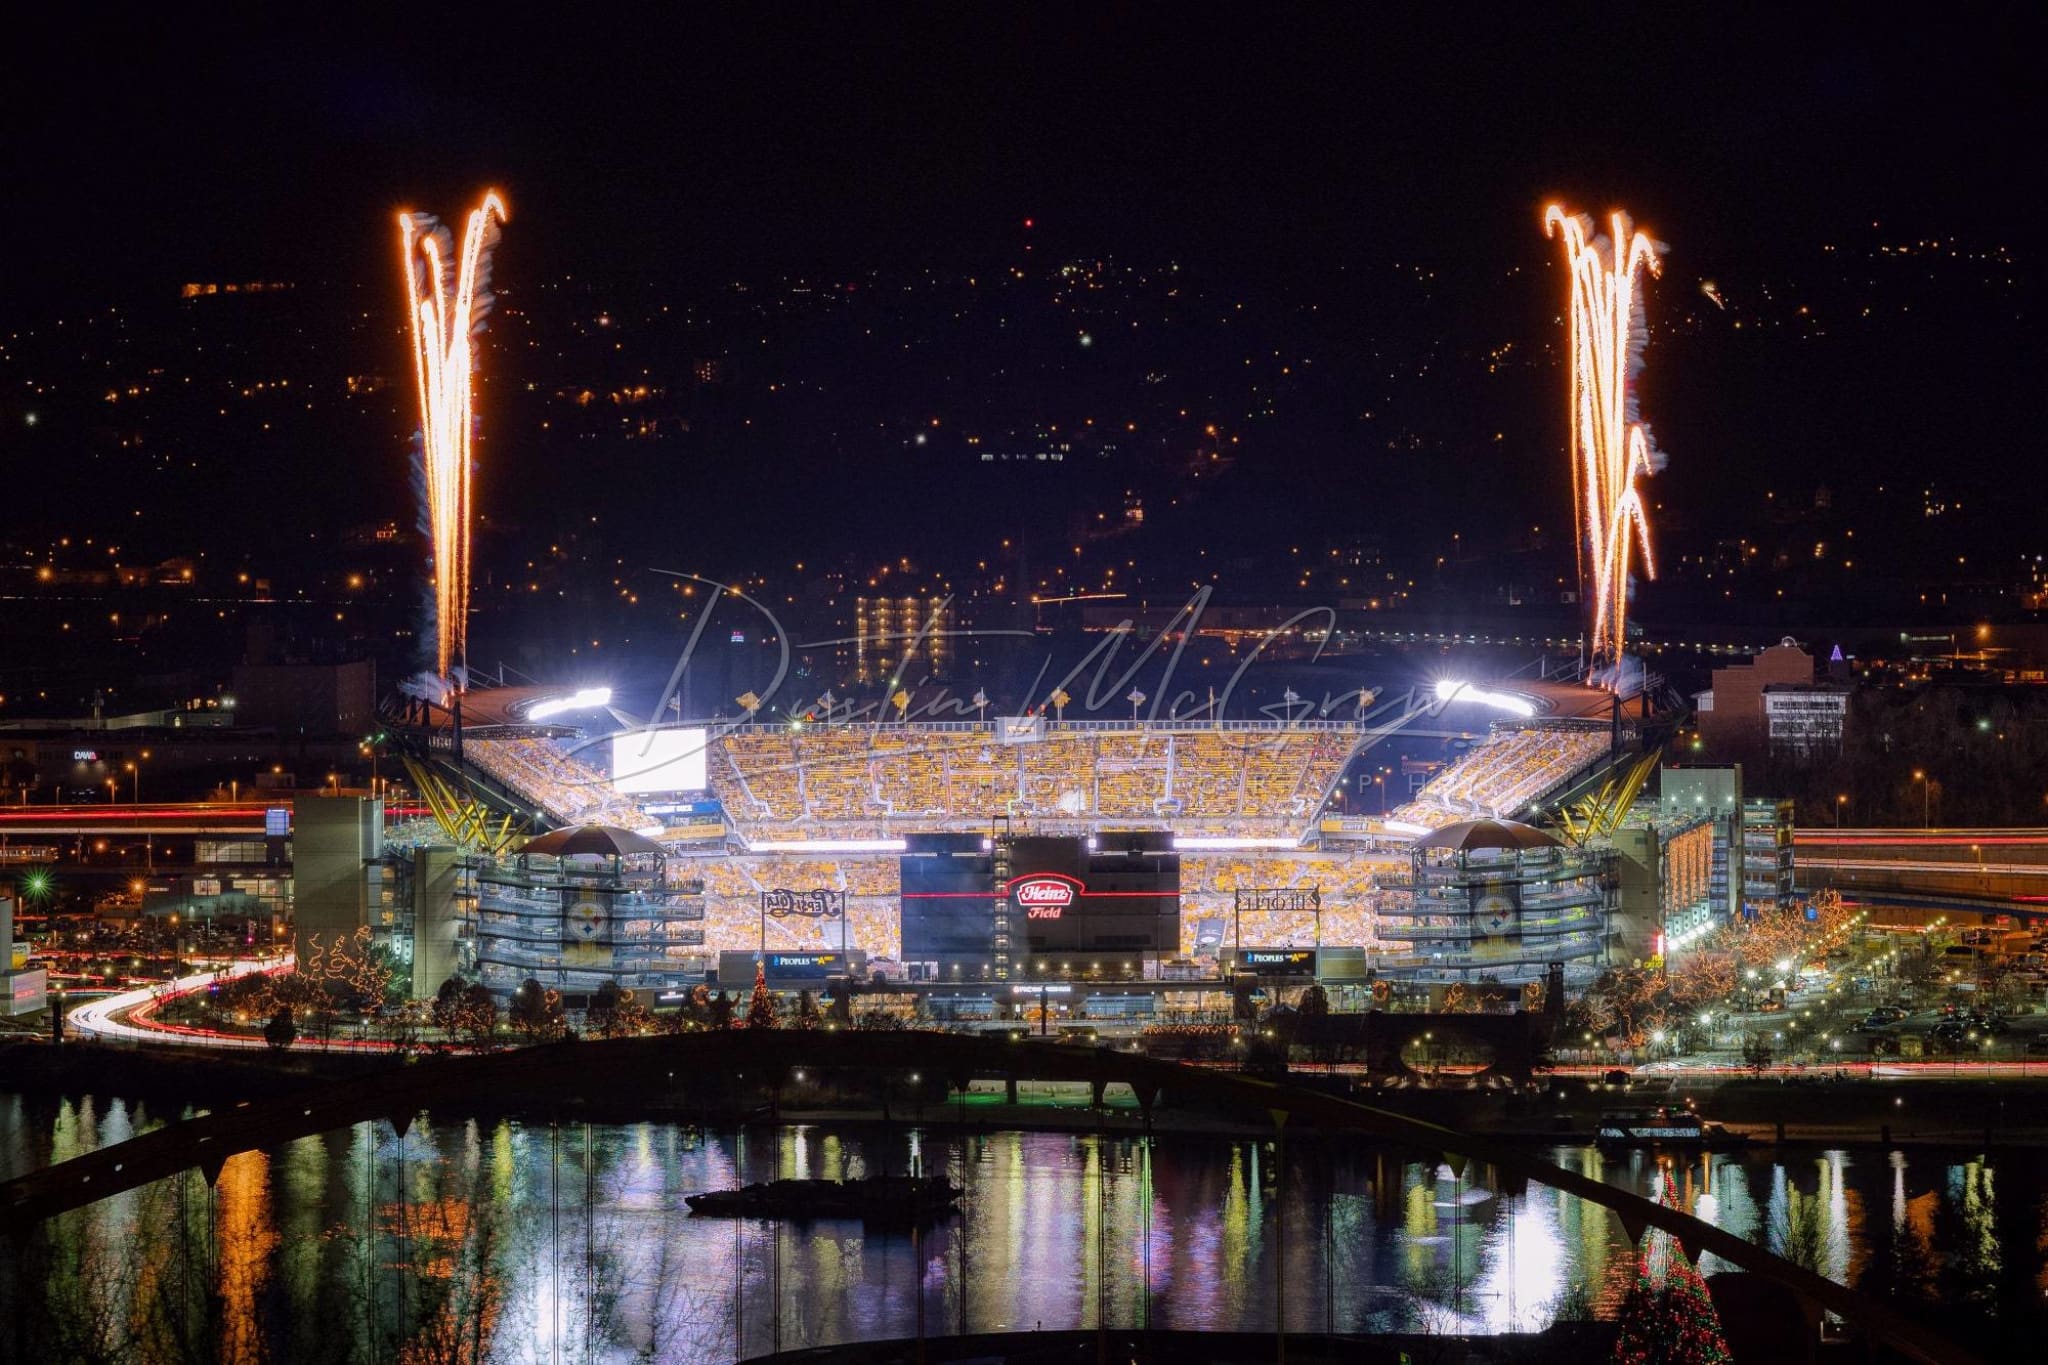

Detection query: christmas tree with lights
(747, 962), (778, 1029)
(1610, 1249), (1732, 1365)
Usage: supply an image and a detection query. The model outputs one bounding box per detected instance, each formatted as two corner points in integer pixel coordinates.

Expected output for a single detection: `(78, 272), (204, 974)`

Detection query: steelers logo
(1475, 892), (1515, 937)
(566, 897), (608, 942)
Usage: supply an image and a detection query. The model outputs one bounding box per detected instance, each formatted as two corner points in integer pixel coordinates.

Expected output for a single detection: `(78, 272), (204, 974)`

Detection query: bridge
(1797, 826), (2048, 914)
(0, 1031), (1974, 1365)
(0, 801), (282, 838)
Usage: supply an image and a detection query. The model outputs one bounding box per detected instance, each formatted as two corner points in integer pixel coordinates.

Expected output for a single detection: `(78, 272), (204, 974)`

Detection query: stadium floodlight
(1382, 819), (1436, 837)
(1171, 836), (1300, 851)
(526, 686), (613, 721)
(1432, 680), (1536, 718)
(757, 838), (909, 854)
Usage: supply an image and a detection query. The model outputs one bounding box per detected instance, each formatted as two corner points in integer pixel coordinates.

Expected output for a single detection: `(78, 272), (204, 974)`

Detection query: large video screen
(610, 728), (708, 794)
(1008, 834), (1179, 954)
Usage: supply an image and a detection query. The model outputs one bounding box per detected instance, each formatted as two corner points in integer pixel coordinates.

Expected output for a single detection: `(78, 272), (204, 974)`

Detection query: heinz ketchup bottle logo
(1010, 873), (1081, 918)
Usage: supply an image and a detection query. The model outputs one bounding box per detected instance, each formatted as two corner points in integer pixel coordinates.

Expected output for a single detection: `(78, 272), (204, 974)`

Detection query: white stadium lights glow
(1382, 819), (1436, 837)
(1171, 836), (1300, 850)
(526, 686), (613, 721)
(1433, 679), (1537, 718)
(757, 838), (909, 854)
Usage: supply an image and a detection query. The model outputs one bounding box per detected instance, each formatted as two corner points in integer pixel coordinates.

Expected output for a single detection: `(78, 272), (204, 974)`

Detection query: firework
(1545, 204), (1665, 676)
(399, 191), (508, 681)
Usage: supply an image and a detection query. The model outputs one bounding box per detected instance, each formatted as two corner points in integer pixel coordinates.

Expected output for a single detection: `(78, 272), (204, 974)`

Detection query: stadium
(380, 673), (1649, 1019)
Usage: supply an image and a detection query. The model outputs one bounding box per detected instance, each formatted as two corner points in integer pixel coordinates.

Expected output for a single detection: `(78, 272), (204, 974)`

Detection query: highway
(66, 955), (312, 1049)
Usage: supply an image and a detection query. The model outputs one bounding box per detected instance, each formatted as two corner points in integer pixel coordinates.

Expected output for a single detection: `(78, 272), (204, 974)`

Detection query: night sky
(6, 8), (2040, 301)
(2, 5), (2043, 642)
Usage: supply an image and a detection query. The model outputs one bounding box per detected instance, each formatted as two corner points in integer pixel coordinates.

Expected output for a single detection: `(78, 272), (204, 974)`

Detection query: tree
(746, 964), (778, 1030)
(456, 983), (499, 1051)
(794, 989), (821, 1030)
(1740, 1034), (1774, 1074)
(708, 990), (735, 1030)
(341, 926), (397, 1018)
(1609, 1251), (1732, 1365)
(510, 978), (565, 1042)
(431, 976), (466, 1034)
(263, 1006), (296, 1052)
(825, 978), (854, 1025)
(587, 980), (623, 1037)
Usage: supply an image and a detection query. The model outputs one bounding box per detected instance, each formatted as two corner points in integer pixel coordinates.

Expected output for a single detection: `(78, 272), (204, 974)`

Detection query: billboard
(764, 951), (846, 980)
(762, 888), (846, 920)
(899, 832), (1179, 960)
(610, 727), (708, 794)
(1237, 948), (1317, 976)
(1007, 834), (1178, 954)
(900, 833), (997, 956)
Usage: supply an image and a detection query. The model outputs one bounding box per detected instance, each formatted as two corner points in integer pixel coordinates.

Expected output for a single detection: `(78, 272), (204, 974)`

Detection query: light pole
(1835, 794), (1846, 829)
(1913, 770), (1931, 828)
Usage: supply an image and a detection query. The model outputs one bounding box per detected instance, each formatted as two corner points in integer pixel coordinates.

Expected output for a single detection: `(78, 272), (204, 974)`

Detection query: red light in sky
(1023, 217), (1034, 229)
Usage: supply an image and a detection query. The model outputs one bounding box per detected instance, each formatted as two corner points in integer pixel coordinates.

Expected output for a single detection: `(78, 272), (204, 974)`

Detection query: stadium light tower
(1545, 205), (1666, 681)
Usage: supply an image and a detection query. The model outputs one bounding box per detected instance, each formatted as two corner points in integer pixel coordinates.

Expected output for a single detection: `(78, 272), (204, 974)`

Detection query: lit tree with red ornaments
(746, 962), (778, 1030)
(1611, 1184), (1733, 1365)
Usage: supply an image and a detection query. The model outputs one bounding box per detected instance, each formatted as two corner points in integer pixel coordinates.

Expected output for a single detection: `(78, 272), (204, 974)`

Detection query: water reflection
(2, 1098), (2043, 1362)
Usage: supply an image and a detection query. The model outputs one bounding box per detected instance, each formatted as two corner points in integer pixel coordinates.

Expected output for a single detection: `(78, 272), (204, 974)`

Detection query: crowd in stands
(468, 737), (652, 829)
(673, 848), (904, 959)
(1390, 723), (1609, 829)
(1178, 852), (1381, 953)
(712, 724), (1356, 838)
(464, 721), (1383, 962)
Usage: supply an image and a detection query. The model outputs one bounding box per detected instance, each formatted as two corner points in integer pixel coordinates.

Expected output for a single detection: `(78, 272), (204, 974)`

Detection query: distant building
(853, 596), (954, 685)
(1658, 765), (1746, 923)
(1763, 685), (1849, 759)
(1742, 798), (1797, 912)
(231, 661), (376, 736)
(1694, 638), (1814, 753)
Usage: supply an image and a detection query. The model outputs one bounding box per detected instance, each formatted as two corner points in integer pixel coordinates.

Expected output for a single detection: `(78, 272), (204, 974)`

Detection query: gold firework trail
(399, 191), (508, 681)
(1545, 204), (1665, 677)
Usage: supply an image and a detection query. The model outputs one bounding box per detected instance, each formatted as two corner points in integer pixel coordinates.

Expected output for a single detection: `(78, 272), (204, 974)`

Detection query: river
(1, 1091), (2040, 1362)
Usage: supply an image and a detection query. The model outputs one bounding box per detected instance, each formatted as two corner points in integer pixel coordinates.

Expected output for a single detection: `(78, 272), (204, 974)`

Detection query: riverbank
(742, 1324), (1621, 1365)
(12, 1035), (2048, 1150)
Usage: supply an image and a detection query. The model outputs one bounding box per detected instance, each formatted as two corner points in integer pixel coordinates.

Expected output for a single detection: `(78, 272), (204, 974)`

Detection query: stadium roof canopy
(521, 824), (666, 859)
(1413, 818), (1561, 854)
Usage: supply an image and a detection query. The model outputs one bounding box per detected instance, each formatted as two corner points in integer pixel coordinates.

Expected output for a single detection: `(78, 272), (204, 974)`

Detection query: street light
(1913, 770), (1931, 828)
(1835, 794), (1847, 828)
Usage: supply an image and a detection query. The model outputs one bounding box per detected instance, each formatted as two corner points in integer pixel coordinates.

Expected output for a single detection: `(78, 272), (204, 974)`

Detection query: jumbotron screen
(899, 831), (1179, 958)
(1009, 833), (1179, 953)
(610, 727), (708, 794)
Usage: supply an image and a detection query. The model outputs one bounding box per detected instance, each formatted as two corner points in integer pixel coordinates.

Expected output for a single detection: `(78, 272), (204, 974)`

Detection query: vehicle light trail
(1545, 205), (1665, 677)
(399, 191), (508, 681)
